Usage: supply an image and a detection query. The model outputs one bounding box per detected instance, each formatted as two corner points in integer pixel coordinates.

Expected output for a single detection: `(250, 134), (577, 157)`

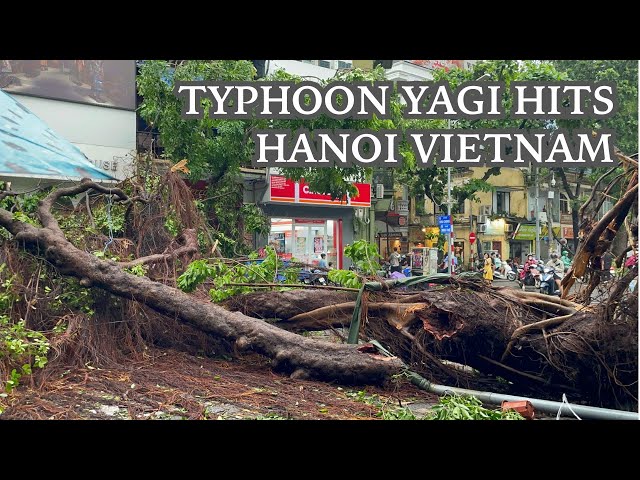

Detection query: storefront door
(492, 241), (502, 258)
(293, 219), (330, 267)
(269, 218), (339, 269)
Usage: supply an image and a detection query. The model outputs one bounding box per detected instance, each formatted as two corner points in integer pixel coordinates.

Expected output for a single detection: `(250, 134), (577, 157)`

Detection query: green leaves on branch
(0, 315), (50, 395)
(344, 240), (382, 275)
(177, 249), (300, 302)
(328, 269), (362, 289)
(177, 259), (216, 293)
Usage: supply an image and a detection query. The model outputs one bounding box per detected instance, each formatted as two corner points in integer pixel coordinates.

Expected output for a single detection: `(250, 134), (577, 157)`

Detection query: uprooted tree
(0, 147), (637, 411)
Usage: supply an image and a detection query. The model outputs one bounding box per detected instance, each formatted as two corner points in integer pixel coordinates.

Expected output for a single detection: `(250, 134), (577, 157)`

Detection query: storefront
(269, 218), (341, 268)
(377, 232), (409, 261)
(262, 174), (371, 269)
(511, 224), (535, 261)
(511, 224), (561, 261)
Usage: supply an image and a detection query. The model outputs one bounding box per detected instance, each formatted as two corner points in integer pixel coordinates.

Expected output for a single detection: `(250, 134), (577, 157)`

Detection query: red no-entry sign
(469, 232), (476, 244)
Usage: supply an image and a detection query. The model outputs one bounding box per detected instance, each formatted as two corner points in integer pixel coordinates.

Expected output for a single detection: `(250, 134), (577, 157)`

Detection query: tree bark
(0, 179), (401, 384)
(226, 286), (637, 408)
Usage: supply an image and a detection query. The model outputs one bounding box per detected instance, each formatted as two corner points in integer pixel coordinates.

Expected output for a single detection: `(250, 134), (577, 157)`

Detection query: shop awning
(0, 90), (116, 181)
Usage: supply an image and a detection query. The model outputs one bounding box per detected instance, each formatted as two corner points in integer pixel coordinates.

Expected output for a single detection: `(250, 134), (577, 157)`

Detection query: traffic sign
(438, 215), (452, 234)
(469, 232), (476, 244)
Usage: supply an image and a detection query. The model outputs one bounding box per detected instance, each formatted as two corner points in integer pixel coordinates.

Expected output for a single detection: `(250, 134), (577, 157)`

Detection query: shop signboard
(562, 226), (574, 239)
(514, 224), (562, 240)
(270, 175), (371, 207)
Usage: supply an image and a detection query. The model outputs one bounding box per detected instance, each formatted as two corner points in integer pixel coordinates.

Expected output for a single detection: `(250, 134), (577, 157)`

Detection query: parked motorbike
(299, 269), (328, 286)
(540, 266), (561, 295)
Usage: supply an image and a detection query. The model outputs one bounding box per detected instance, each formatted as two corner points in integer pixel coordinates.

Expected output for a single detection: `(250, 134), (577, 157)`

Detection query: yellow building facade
(423, 167), (531, 268)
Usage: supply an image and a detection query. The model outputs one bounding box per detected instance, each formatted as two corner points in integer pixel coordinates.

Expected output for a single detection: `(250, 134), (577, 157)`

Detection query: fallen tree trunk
(223, 289), (356, 322)
(1, 175), (636, 409)
(226, 284), (637, 409)
(0, 179), (401, 384)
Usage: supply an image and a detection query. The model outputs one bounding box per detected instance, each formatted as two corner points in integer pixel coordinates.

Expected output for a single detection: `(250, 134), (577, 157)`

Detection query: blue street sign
(438, 215), (451, 234)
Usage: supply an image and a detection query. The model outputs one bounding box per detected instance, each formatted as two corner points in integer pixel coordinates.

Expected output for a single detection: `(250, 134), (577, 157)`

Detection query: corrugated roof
(0, 90), (117, 181)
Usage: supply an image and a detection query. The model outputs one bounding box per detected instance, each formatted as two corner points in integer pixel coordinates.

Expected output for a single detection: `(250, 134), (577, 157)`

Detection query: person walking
(389, 247), (401, 273)
(483, 253), (494, 284)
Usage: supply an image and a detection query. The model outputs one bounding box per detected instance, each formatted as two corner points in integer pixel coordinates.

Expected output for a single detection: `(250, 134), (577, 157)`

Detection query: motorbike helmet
(562, 250), (569, 255)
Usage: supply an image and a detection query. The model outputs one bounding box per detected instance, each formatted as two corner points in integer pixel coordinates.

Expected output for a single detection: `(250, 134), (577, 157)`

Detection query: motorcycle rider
(438, 252), (457, 273)
(545, 253), (564, 295)
(492, 253), (503, 275)
(547, 253), (564, 274)
(520, 254), (537, 281)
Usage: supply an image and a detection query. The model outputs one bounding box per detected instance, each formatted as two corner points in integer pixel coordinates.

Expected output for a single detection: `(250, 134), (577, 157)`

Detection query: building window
(318, 60), (331, 69)
(434, 202), (446, 214)
(560, 194), (570, 214)
(338, 61), (352, 69)
(456, 200), (465, 214)
(494, 191), (510, 215)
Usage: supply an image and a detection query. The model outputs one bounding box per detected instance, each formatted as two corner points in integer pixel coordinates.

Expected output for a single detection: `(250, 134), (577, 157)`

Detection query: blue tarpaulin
(0, 89), (116, 181)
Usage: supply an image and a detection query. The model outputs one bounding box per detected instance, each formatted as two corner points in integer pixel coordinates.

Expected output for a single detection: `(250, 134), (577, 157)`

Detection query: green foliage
(0, 263), (19, 312)
(12, 211), (39, 226)
(345, 389), (417, 420)
(427, 393), (525, 420)
(92, 251), (120, 262)
(177, 259), (216, 293)
(551, 60), (637, 155)
(240, 204), (270, 237)
(92, 203), (126, 236)
(137, 62), (395, 255)
(164, 214), (179, 237)
(399, 60), (569, 213)
(50, 278), (95, 317)
(125, 264), (148, 277)
(271, 66), (392, 200)
(177, 248), (300, 302)
(0, 190), (48, 217)
(0, 315), (50, 394)
(328, 269), (362, 288)
(344, 240), (382, 275)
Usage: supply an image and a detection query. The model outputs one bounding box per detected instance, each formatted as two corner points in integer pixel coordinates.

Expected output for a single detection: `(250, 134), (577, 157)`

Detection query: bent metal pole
(406, 371), (639, 421)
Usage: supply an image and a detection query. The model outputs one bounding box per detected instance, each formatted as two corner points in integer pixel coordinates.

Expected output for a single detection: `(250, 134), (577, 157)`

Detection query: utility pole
(447, 119), (453, 276)
(534, 165), (540, 259)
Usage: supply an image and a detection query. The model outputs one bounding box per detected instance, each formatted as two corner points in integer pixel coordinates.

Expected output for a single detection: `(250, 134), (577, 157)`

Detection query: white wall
(8, 95), (136, 180)
(385, 61), (435, 81)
